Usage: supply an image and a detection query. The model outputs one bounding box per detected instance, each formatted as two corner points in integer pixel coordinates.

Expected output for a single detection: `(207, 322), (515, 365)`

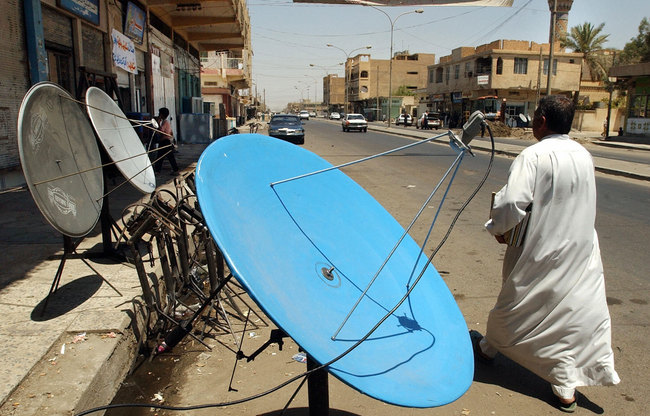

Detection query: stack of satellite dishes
(17, 82), (158, 309)
(18, 82), (475, 411)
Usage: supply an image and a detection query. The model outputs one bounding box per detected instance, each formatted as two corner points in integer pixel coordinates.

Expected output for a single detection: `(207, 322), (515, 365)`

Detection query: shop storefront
(42, 5), (76, 94)
(627, 76), (650, 136)
(150, 27), (177, 140)
(609, 63), (650, 138)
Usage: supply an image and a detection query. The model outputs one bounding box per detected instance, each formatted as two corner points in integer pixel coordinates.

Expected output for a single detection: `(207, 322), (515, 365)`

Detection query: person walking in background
(475, 95), (620, 413)
(153, 107), (179, 175)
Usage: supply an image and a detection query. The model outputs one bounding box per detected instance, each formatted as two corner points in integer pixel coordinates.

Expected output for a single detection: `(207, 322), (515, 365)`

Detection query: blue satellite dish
(195, 134), (473, 407)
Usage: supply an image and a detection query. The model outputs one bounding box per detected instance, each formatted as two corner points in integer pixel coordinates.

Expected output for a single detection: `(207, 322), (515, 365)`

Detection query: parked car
(299, 110), (310, 120)
(395, 113), (413, 126)
(341, 113), (368, 132)
(329, 112), (341, 120)
(268, 114), (305, 145)
(416, 112), (442, 130)
(309, 111), (317, 117)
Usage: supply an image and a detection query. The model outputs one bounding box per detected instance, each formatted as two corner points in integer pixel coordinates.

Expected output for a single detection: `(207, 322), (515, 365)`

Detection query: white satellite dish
(85, 87), (156, 194)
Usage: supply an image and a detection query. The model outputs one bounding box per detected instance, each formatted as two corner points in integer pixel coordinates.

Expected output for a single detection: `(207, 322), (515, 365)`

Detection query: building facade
(609, 62), (650, 138)
(323, 74), (345, 113)
(1, 0), (250, 189)
(425, 40), (582, 127)
(346, 52), (436, 120)
(320, 52), (436, 120)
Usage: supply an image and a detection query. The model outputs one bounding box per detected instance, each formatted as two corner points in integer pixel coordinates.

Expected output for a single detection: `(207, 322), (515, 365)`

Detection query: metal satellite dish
(85, 87), (156, 194)
(195, 134), (473, 408)
(519, 113), (527, 123)
(18, 82), (104, 238)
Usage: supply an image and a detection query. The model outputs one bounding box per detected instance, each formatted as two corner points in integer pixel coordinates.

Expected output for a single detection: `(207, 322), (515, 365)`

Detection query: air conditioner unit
(192, 97), (204, 113)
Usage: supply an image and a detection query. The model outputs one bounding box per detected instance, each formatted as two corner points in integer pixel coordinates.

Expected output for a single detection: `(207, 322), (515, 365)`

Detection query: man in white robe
(478, 95), (620, 412)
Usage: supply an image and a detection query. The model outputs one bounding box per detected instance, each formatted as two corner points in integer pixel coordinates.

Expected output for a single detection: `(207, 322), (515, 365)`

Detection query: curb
(363, 122), (650, 182)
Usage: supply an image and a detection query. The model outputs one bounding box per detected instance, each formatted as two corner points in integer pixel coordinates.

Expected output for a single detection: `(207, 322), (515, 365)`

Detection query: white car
(341, 113), (368, 132)
(329, 112), (341, 120)
(395, 114), (413, 126)
(299, 110), (310, 120)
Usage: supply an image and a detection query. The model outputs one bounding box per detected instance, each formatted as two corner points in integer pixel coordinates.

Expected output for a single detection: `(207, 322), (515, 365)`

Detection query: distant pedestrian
(421, 111), (429, 130)
(153, 107), (179, 175)
(618, 127), (624, 136)
(477, 95), (620, 413)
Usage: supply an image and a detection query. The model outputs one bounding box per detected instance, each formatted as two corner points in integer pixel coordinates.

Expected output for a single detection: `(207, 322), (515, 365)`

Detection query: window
(407, 71), (418, 75)
(429, 69), (434, 83)
(543, 59), (558, 76)
(454, 65), (460, 79)
(435, 67), (443, 83)
(445, 66), (450, 83)
(514, 57), (528, 74)
(464, 62), (472, 78)
(630, 94), (648, 118)
(475, 57), (492, 74)
(496, 57), (503, 75)
(360, 70), (368, 78)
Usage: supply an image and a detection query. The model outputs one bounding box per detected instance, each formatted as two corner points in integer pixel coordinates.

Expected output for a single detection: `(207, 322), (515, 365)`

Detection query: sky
(247, 0), (648, 111)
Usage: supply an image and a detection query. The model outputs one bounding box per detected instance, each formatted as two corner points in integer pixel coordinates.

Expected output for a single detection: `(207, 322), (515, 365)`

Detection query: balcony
(201, 54), (249, 89)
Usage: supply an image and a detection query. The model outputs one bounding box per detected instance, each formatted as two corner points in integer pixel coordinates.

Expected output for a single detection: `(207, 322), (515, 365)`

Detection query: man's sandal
(558, 397), (577, 413)
(469, 330), (494, 364)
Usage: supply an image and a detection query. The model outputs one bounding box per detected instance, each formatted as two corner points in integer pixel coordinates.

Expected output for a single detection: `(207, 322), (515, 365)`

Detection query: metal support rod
(307, 355), (329, 416)
(271, 131), (449, 187)
(331, 148), (465, 340)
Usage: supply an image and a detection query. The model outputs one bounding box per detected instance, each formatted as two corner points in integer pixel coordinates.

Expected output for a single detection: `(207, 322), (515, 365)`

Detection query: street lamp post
(369, 7), (423, 127)
(326, 44), (372, 114)
(304, 74), (318, 104)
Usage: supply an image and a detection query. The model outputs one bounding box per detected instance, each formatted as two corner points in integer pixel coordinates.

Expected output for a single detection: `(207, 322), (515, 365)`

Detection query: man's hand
(494, 234), (506, 244)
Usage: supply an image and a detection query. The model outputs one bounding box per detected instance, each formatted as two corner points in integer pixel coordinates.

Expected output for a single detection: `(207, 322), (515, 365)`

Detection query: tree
(620, 17), (650, 64)
(561, 22), (610, 81)
(394, 85), (415, 96)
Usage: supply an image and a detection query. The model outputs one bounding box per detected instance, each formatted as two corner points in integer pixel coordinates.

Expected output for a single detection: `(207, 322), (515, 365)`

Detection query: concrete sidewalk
(363, 121), (650, 182)
(0, 124), (648, 415)
(0, 143), (209, 415)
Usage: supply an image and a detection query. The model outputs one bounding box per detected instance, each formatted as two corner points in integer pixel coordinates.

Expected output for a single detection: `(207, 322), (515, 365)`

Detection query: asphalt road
(110, 120), (650, 415)
(303, 118), (650, 414)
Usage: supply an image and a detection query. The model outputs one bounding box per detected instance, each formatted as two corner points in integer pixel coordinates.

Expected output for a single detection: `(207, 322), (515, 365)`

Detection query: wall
(573, 107), (623, 132)
(0, 0), (30, 174)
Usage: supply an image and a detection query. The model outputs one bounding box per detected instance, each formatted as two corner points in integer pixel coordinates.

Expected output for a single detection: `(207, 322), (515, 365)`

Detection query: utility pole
(536, 46), (543, 108)
(546, 0), (557, 96)
(376, 65), (380, 121)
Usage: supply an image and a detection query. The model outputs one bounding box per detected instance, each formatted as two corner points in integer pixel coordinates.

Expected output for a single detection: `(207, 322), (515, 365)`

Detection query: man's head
(158, 107), (170, 119)
(532, 95), (575, 140)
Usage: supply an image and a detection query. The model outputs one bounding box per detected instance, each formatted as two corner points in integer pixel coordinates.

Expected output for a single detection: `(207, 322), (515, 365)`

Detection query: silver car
(268, 114), (305, 145)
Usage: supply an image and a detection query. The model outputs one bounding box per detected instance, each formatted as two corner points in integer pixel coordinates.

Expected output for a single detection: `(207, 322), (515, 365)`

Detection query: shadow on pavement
(260, 408), (361, 416)
(474, 356), (604, 414)
(31, 274), (104, 321)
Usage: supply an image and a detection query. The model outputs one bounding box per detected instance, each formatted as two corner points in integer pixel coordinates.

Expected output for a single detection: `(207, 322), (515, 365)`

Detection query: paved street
(111, 120), (649, 415)
(1, 121), (649, 415)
